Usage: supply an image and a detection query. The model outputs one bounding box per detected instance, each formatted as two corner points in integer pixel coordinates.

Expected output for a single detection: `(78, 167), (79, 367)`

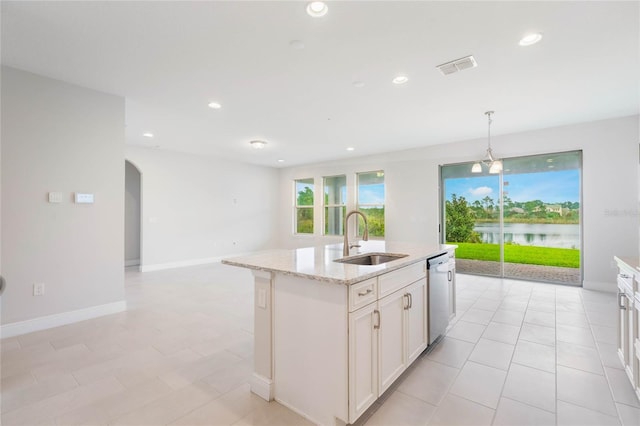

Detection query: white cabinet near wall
(614, 257), (639, 399)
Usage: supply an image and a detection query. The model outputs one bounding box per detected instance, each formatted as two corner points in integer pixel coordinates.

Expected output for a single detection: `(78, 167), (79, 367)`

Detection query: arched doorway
(125, 160), (141, 268)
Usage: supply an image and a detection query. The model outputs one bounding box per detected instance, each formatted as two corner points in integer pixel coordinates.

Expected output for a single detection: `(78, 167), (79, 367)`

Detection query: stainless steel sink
(334, 252), (408, 266)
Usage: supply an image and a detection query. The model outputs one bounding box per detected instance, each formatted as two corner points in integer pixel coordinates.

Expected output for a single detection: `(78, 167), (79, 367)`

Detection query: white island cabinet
(223, 241), (454, 426)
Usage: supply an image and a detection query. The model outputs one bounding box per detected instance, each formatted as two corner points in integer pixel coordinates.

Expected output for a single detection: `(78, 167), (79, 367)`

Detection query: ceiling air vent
(436, 55), (477, 75)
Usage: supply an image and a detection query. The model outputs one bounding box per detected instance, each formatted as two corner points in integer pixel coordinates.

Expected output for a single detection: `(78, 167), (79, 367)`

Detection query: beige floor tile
(502, 363), (556, 413)
(557, 365), (617, 417)
(512, 340), (556, 373)
(396, 358), (459, 406)
(499, 300), (529, 312)
(557, 324), (596, 348)
(605, 367), (640, 408)
(159, 350), (244, 390)
(468, 338), (515, 371)
(1, 372), (79, 414)
(426, 337), (474, 368)
(0, 371), (37, 394)
(616, 402), (640, 426)
(491, 309), (525, 327)
(592, 325), (618, 345)
(201, 358), (253, 394)
(526, 300), (556, 313)
(519, 322), (555, 347)
(449, 361), (507, 409)
(524, 310), (555, 327)
(557, 400), (620, 425)
(363, 391), (437, 426)
(481, 322), (520, 345)
(472, 298), (502, 312)
(586, 310), (617, 328)
(460, 308), (494, 325)
(493, 397), (555, 426)
(112, 381), (220, 425)
(427, 394), (494, 426)
(445, 321), (486, 344)
(597, 342), (624, 369)
(2, 377), (124, 426)
(557, 341), (604, 375)
(556, 311), (590, 328)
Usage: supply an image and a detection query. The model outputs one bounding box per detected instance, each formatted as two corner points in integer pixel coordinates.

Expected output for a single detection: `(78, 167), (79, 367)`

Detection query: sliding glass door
(441, 151), (582, 285)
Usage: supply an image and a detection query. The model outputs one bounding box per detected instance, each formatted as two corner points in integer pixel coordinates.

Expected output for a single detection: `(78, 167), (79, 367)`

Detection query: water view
(474, 223), (580, 249)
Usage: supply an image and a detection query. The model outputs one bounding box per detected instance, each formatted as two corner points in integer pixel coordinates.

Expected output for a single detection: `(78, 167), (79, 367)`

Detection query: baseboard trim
(140, 257), (222, 272)
(0, 300), (127, 338)
(583, 280), (616, 293)
(125, 258), (140, 267)
(250, 373), (274, 401)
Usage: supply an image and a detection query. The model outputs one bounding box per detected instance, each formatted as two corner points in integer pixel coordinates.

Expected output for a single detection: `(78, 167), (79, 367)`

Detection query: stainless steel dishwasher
(428, 253), (450, 345)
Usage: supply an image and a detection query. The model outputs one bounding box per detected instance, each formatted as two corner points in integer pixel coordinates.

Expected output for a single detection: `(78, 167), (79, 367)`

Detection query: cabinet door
(348, 302), (378, 422)
(627, 294), (636, 385)
(406, 279), (428, 365)
(377, 289), (406, 395)
(618, 281), (629, 366)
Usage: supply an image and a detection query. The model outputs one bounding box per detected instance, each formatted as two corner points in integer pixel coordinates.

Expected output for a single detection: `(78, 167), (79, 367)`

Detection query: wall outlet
(33, 283), (45, 296)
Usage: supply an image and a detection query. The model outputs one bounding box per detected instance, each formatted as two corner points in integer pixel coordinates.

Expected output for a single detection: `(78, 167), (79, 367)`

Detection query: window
(294, 178), (314, 234)
(357, 171), (385, 237)
(323, 175), (347, 235)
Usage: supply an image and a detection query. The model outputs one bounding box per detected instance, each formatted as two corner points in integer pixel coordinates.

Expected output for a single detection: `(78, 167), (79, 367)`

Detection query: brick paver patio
(456, 258), (581, 285)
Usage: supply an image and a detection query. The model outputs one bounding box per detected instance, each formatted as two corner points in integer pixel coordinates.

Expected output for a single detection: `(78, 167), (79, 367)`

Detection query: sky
(445, 169), (580, 203)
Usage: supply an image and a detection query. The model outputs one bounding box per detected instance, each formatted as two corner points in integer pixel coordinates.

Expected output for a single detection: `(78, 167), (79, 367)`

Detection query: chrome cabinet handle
(374, 310), (381, 329)
(620, 274), (632, 279)
(448, 271), (452, 282)
(408, 293), (413, 309)
(358, 288), (373, 296)
(619, 292), (627, 310)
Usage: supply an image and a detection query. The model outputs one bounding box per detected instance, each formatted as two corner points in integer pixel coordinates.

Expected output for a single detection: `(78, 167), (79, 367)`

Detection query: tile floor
(1, 263), (640, 425)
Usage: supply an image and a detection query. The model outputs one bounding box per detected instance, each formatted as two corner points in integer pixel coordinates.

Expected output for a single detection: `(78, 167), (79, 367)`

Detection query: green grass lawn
(451, 242), (580, 268)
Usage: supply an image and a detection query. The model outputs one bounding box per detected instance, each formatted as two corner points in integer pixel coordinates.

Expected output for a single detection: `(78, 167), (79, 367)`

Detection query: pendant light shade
(472, 111), (502, 174)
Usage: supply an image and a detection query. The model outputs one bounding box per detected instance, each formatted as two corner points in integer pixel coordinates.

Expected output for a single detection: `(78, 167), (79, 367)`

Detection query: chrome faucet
(343, 210), (369, 256)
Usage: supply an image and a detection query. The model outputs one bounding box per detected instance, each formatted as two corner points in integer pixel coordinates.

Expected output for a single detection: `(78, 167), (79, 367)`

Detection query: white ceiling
(2, 1), (638, 167)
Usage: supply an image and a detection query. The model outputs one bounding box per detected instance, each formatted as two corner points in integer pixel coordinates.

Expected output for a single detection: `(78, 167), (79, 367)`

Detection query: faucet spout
(343, 210), (369, 256)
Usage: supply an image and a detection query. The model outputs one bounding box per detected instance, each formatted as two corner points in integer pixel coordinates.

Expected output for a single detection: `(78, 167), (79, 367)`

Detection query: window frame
(323, 174), (347, 236)
(356, 170), (385, 239)
(294, 177), (315, 235)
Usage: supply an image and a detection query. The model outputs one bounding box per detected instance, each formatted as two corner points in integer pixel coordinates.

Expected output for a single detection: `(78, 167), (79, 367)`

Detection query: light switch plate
(48, 192), (63, 203)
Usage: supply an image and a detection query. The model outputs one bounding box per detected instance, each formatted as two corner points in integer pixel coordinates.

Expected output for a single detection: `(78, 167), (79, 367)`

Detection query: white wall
(1, 67), (126, 326)
(125, 146), (279, 271)
(125, 160), (141, 266)
(278, 115), (640, 291)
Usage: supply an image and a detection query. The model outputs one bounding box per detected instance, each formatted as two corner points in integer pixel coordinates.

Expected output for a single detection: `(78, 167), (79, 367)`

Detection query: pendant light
(471, 111), (502, 174)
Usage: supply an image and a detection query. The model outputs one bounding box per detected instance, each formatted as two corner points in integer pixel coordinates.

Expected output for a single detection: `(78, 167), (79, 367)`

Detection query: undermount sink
(334, 252), (408, 266)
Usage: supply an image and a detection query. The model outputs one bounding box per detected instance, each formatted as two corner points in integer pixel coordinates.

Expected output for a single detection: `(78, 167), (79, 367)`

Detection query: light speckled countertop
(222, 241), (456, 285)
(615, 256), (640, 272)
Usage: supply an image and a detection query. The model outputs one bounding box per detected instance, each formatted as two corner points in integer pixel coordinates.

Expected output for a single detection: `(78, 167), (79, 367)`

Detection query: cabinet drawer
(379, 262), (426, 298)
(349, 278), (378, 312)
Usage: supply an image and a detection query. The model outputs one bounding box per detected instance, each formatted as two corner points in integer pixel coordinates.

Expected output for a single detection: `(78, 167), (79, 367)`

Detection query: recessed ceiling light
(250, 140), (267, 149)
(353, 80), (365, 88)
(519, 33), (543, 46)
(346, 147), (355, 151)
(277, 159), (285, 163)
(306, 1), (328, 17)
(392, 75), (408, 85)
(208, 102), (222, 109)
(143, 132), (154, 138)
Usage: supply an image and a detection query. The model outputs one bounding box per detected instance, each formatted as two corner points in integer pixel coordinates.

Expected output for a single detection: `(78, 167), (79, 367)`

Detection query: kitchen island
(222, 241), (455, 425)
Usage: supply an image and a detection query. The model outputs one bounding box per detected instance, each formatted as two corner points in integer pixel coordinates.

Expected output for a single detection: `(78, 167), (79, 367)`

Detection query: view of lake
(475, 223), (580, 249)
